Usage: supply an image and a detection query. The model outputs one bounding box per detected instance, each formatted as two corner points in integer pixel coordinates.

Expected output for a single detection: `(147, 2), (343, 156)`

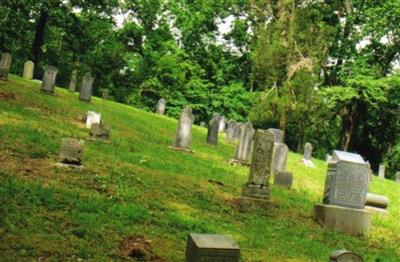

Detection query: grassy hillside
(1, 75), (399, 261)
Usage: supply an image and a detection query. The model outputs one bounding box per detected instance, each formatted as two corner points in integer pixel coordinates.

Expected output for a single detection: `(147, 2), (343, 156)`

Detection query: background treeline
(1, 0), (400, 178)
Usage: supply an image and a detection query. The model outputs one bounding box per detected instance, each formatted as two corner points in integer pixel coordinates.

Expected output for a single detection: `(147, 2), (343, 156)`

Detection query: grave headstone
(185, 233), (240, 262)
(102, 89), (109, 100)
(156, 98), (166, 115)
(268, 128), (283, 143)
(233, 122), (254, 163)
(207, 113), (220, 145)
(79, 72), (94, 102)
(89, 123), (111, 141)
(200, 121), (206, 128)
(0, 53), (12, 80)
(396, 172), (400, 184)
(68, 70), (77, 92)
(274, 171), (293, 189)
(315, 150), (372, 235)
(302, 142), (315, 167)
(59, 138), (84, 165)
(40, 66), (58, 94)
(174, 105), (193, 149)
(234, 122), (244, 141)
(23, 60), (34, 80)
(378, 164), (385, 179)
(329, 249), (363, 262)
(86, 111), (101, 129)
(218, 116), (226, 133)
(225, 120), (237, 143)
(273, 142), (288, 174)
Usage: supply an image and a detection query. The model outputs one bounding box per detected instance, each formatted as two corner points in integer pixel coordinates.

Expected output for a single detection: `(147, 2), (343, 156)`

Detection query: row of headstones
(0, 53), (109, 101)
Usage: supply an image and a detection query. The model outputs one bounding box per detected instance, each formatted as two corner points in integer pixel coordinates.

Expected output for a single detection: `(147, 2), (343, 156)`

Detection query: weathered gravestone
(315, 150), (372, 235)
(364, 192), (389, 215)
(0, 53), (12, 81)
(86, 111), (102, 129)
(200, 121), (206, 128)
(174, 106), (193, 150)
(396, 172), (400, 184)
(378, 164), (385, 179)
(239, 129), (275, 211)
(274, 171), (293, 189)
(329, 249), (363, 262)
(225, 120), (237, 143)
(268, 128), (283, 143)
(207, 113), (220, 145)
(40, 66), (58, 94)
(273, 142), (288, 174)
(302, 142), (315, 167)
(156, 98), (166, 115)
(68, 70), (77, 92)
(232, 122), (254, 164)
(234, 122), (244, 141)
(55, 138), (85, 170)
(218, 116), (226, 132)
(89, 123), (111, 142)
(23, 60), (34, 80)
(185, 233), (240, 262)
(79, 72), (94, 102)
(102, 89), (109, 100)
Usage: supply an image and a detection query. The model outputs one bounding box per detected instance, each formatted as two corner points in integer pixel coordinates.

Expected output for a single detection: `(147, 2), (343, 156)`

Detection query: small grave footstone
(378, 164), (385, 179)
(0, 53), (12, 81)
(207, 113), (220, 145)
(218, 116), (226, 133)
(173, 105), (193, 150)
(69, 70), (77, 92)
(329, 249), (363, 262)
(185, 233), (240, 262)
(156, 98), (166, 115)
(89, 123), (111, 142)
(274, 171), (293, 189)
(225, 120), (237, 143)
(40, 66), (58, 94)
(55, 138), (85, 170)
(239, 129), (275, 211)
(23, 60), (34, 80)
(315, 150), (372, 235)
(302, 142), (315, 167)
(232, 122), (254, 165)
(86, 111), (101, 129)
(79, 72), (94, 102)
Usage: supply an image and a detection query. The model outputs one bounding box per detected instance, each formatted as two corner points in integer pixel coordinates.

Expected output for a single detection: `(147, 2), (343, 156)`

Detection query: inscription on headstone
(23, 60), (34, 80)
(40, 66), (58, 94)
(0, 53), (12, 80)
(156, 98), (166, 115)
(79, 72), (94, 102)
(174, 106), (193, 149)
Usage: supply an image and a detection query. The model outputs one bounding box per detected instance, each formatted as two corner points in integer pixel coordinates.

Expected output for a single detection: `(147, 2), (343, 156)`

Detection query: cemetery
(1, 1), (400, 261)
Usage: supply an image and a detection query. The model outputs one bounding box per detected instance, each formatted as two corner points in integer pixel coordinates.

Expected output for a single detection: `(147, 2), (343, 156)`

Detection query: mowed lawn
(0, 75), (399, 261)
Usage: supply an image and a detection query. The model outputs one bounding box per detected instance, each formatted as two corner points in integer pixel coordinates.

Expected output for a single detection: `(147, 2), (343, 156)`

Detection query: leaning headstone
(273, 143), (288, 174)
(102, 89), (109, 100)
(218, 116), (226, 133)
(68, 70), (77, 92)
(23, 60), (34, 80)
(329, 250), (363, 262)
(55, 138), (84, 170)
(302, 142), (315, 167)
(225, 120), (237, 143)
(89, 123), (111, 142)
(315, 150), (372, 235)
(86, 111), (101, 129)
(40, 66), (58, 94)
(174, 106), (193, 150)
(185, 233), (240, 262)
(268, 128), (283, 143)
(0, 53), (12, 81)
(239, 129), (275, 211)
(274, 171), (293, 189)
(232, 122), (254, 164)
(207, 113), (220, 145)
(156, 98), (166, 115)
(396, 172), (400, 184)
(378, 164), (385, 179)
(79, 72), (94, 102)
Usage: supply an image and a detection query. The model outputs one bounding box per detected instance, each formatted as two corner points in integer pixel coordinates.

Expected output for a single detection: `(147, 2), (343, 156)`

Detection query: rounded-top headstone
(79, 72), (94, 102)
(0, 53), (12, 80)
(156, 98), (167, 115)
(174, 105), (193, 149)
(41, 66), (58, 93)
(23, 60), (34, 80)
(68, 70), (77, 92)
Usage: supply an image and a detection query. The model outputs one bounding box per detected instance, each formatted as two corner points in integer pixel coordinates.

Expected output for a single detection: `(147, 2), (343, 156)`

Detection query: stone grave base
(314, 204), (371, 235)
(88, 137), (111, 144)
(364, 205), (388, 216)
(55, 162), (85, 171)
(302, 158), (315, 168)
(40, 90), (56, 96)
(168, 146), (194, 153)
(229, 159), (250, 166)
(237, 197), (275, 212)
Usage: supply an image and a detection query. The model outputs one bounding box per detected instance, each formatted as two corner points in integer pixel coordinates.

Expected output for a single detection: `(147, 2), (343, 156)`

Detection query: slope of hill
(0, 75), (399, 261)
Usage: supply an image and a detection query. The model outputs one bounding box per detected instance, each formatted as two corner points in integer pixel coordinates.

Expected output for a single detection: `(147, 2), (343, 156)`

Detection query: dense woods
(1, 0), (400, 177)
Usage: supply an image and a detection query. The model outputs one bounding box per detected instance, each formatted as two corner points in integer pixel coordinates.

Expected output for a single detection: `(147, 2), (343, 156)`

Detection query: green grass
(0, 75), (399, 261)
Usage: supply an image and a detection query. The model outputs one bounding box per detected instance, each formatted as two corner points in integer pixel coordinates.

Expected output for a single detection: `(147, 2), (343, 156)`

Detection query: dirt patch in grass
(0, 90), (16, 101)
(121, 236), (163, 261)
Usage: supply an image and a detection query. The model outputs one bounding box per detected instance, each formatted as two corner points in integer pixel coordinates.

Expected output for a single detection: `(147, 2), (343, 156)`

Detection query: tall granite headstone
(156, 98), (166, 115)
(234, 122), (254, 163)
(207, 113), (220, 145)
(218, 116), (226, 132)
(315, 150), (372, 235)
(225, 120), (237, 143)
(23, 60), (34, 80)
(378, 164), (385, 179)
(40, 66), (58, 94)
(79, 72), (94, 102)
(68, 70), (77, 92)
(0, 53), (12, 80)
(174, 106), (193, 149)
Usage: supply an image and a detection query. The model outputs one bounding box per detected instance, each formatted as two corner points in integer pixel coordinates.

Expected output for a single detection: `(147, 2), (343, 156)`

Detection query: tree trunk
(32, 6), (49, 77)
